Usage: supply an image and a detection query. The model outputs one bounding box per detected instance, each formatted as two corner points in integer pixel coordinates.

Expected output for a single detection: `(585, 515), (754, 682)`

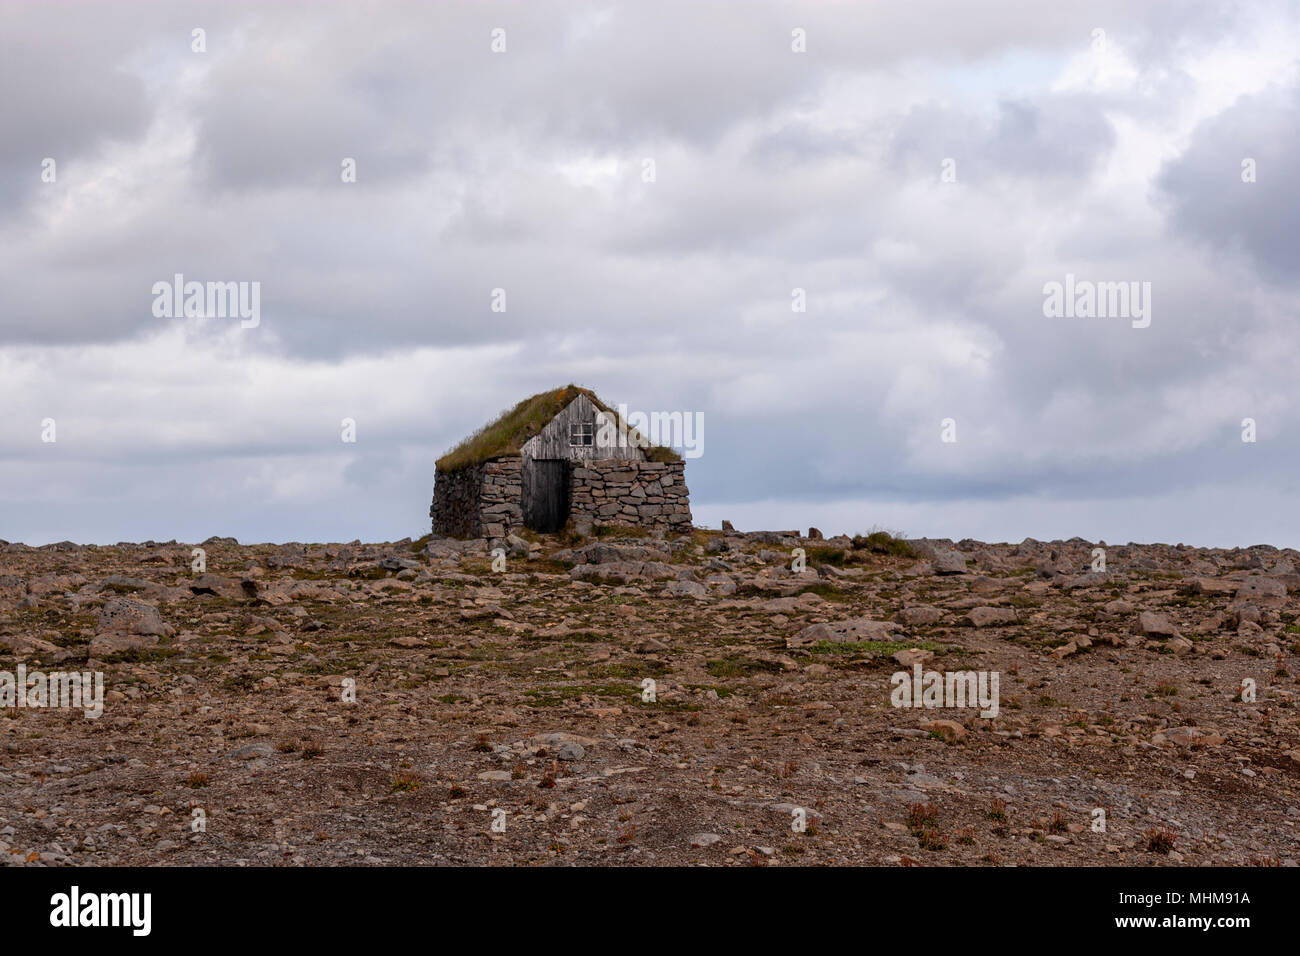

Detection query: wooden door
(522, 459), (569, 533)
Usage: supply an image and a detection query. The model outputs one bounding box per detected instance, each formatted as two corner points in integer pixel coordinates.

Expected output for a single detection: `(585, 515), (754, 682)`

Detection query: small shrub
(391, 772), (422, 793)
(906, 802), (939, 831)
(851, 529), (915, 558)
(1145, 826), (1177, 854)
(916, 828), (948, 851)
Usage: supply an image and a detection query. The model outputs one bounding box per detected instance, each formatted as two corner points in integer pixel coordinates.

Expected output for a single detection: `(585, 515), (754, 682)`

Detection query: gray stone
(789, 617), (900, 647)
(963, 606), (1017, 628)
(897, 606), (943, 626)
(556, 742), (585, 761)
(1134, 610), (1181, 639)
(932, 549), (969, 575)
(229, 743), (274, 761)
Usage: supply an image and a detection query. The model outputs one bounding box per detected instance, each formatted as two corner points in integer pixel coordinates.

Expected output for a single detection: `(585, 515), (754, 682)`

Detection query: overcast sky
(2, 1), (1298, 547)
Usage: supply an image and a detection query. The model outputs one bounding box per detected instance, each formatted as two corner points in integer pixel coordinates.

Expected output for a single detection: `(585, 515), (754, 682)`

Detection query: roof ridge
(436, 385), (679, 471)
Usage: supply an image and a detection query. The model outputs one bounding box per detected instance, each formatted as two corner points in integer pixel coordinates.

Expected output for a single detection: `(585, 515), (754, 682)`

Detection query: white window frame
(569, 422), (594, 447)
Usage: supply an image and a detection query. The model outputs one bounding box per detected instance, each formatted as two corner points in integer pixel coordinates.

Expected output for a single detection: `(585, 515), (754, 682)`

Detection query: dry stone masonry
(569, 460), (692, 535)
(431, 459), (522, 540)
(431, 386), (692, 541)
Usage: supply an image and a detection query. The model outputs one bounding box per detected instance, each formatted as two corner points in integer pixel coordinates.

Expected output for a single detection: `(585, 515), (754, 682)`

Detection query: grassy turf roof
(436, 384), (681, 471)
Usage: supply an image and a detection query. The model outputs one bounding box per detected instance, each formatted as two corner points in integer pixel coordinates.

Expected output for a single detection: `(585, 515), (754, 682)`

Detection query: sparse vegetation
(1145, 826), (1177, 854)
(5, 531), (1290, 867)
(391, 772), (422, 793)
(987, 799), (1009, 824)
(851, 528), (915, 558)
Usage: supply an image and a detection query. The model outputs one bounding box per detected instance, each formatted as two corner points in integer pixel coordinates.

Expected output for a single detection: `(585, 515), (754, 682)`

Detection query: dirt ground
(2, 529), (1298, 866)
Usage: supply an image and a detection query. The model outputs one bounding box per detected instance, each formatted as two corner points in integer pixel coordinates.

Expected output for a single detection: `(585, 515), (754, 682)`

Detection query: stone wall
(431, 458), (523, 539)
(569, 460), (692, 534)
(479, 458), (523, 539)
(431, 464), (484, 538)
(435, 457), (687, 540)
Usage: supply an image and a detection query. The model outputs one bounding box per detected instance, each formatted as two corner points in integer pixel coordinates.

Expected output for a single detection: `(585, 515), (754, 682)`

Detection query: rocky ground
(1, 527), (1299, 867)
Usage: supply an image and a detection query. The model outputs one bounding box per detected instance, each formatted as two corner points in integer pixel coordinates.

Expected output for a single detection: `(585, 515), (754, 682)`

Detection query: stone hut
(431, 385), (693, 539)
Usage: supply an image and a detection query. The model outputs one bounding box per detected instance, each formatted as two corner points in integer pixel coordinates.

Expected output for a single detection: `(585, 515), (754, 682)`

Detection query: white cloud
(2, 0), (1298, 546)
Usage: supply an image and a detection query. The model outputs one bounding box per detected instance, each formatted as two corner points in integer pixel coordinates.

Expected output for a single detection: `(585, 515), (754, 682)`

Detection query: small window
(569, 422), (593, 447)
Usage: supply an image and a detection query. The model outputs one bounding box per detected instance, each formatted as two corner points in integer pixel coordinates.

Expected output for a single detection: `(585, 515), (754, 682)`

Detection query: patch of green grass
(594, 524), (652, 539)
(851, 529), (915, 558)
(706, 655), (784, 678)
(805, 546), (847, 566)
(525, 558), (575, 574)
(791, 582), (849, 601)
(221, 672), (259, 692)
(807, 639), (944, 657)
(523, 629), (605, 644)
(103, 647), (183, 664)
(586, 660), (668, 679)
(523, 683), (640, 707)
(521, 682), (700, 711)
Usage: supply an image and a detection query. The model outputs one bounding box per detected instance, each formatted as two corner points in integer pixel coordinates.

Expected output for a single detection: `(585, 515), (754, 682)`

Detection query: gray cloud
(1, 0), (1298, 547)
(1157, 83), (1300, 284)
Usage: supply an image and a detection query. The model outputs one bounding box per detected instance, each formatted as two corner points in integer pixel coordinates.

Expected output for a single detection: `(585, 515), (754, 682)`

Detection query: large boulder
(896, 606), (944, 626)
(931, 549), (969, 575)
(188, 573), (248, 600)
(1133, 610), (1181, 639)
(90, 597), (172, 656)
(664, 580), (709, 599)
(1234, 576), (1287, 608)
(788, 617), (901, 647)
(962, 606), (1017, 628)
(1185, 577), (1238, 596)
(555, 541), (671, 565)
(0, 575), (28, 608)
(570, 561), (677, 583)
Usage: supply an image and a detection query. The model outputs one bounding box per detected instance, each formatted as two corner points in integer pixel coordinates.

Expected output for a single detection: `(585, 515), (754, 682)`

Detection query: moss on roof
(436, 384), (681, 471)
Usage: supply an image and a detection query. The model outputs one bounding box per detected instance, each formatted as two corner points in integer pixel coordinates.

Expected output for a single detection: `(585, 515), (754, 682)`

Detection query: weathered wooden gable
(521, 394), (645, 462)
